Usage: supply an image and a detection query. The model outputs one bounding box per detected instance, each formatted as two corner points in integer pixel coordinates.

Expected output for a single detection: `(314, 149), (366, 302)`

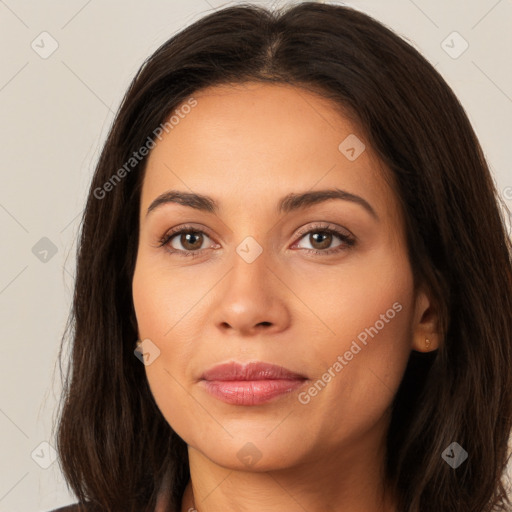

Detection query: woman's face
(132, 82), (434, 472)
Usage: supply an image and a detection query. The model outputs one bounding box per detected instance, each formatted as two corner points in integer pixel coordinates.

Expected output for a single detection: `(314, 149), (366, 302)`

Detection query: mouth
(200, 361), (308, 406)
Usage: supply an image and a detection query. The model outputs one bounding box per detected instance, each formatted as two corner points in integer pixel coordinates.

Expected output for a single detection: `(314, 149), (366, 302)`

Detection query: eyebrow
(146, 188), (378, 220)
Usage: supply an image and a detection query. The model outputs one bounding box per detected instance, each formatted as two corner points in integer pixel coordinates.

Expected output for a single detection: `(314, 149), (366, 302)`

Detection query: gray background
(0, 0), (511, 511)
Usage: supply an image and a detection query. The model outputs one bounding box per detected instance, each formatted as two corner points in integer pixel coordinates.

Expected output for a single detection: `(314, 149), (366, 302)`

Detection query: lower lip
(201, 379), (307, 405)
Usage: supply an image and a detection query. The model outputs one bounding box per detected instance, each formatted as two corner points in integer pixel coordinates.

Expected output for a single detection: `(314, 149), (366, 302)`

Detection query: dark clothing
(49, 505), (90, 512)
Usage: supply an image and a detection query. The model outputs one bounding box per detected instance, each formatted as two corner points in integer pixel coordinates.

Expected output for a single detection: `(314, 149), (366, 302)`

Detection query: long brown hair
(54, 3), (512, 511)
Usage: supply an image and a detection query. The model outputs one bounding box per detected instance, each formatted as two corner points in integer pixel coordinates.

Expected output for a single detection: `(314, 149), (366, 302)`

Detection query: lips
(201, 361), (306, 381)
(200, 361), (308, 406)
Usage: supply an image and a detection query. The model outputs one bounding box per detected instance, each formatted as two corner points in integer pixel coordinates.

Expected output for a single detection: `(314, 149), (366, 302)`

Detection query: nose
(211, 253), (291, 337)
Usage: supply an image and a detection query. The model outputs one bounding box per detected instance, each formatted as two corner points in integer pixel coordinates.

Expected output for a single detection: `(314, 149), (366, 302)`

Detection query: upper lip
(201, 361), (307, 381)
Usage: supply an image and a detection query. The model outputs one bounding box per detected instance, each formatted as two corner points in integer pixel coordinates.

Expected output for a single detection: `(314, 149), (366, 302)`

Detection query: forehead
(141, 81), (398, 223)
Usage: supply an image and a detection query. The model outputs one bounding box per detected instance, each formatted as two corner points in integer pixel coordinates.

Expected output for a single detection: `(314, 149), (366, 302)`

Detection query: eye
(158, 224), (218, 258)
(291, 223), (356, 255)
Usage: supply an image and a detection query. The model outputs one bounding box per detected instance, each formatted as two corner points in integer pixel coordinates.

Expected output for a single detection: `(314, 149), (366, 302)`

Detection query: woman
(52, 2), (512, 511)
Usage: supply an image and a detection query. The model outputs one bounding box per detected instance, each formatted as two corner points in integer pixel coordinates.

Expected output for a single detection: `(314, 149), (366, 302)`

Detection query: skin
(131, 81), (439, 512)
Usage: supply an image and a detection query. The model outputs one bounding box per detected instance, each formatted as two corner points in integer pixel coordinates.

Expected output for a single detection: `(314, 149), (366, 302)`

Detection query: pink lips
(200, 361), (307, 406)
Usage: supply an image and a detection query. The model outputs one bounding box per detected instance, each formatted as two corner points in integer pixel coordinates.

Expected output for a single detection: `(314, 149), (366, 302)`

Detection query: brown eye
(158, 225), (219, 258)
(292, 223), (356, 255)
(169, 231), (208, 251)
(307, 231), (335, 250)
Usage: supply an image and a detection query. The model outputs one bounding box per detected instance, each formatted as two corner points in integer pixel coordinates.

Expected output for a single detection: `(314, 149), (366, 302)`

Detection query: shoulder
(48, 504), (93, 512)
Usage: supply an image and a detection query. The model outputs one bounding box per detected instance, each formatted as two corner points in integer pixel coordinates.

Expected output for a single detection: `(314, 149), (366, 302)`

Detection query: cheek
(132, 253), (200, 340)
(132, 259), (204, 440)
(287, 241), (414, 355)
(132, 259), (189, 380)
(292, 247), (415, 429)
(132, 261), (203, 384)
(132, 260), (171, 337)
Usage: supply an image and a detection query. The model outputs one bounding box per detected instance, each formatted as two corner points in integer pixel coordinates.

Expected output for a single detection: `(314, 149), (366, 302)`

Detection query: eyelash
(157, 222), (356, 258)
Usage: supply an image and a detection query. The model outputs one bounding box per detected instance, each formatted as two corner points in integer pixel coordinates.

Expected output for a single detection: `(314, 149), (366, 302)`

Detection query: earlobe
(411, 288), (440, 352)
(415, 336), (436, 352)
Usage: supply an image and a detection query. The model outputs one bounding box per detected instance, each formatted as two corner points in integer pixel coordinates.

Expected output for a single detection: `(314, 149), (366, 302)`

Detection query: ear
(411, 287), (440, 353)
